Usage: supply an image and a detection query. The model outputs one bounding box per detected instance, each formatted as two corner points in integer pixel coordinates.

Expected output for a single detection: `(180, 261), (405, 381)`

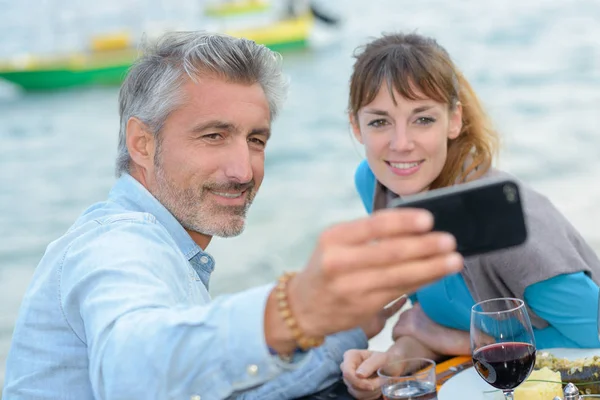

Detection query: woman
(340, 32), (600, 399)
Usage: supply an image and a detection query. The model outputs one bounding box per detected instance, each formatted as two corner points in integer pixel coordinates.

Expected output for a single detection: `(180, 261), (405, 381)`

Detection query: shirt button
(200, 256), (209, 264)
(190, 395), (201, 400)
(247, 364), (259, 376)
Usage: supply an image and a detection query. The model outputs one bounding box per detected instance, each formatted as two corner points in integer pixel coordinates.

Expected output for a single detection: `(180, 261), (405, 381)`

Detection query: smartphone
(388, 178), (528, 257)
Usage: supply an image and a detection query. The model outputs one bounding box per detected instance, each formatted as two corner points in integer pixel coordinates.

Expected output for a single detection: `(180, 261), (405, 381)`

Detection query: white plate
(438, 348), (600, 400)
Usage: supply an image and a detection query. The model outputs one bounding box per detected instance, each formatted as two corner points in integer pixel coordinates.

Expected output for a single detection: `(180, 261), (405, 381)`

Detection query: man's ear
(350, 114), (364, 144)
(126, 117), (156, 173)
(448, 102), (463, 140)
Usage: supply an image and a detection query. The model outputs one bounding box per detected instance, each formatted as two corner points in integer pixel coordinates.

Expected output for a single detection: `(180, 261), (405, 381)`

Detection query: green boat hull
(264, 38), (307, 53)
(0, 64), (131, 91)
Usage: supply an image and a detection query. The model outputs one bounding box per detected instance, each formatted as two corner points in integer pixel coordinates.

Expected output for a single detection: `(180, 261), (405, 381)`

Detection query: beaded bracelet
(275, 272), (325, 352)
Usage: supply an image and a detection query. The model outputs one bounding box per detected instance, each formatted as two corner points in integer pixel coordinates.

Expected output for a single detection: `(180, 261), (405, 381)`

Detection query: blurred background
(1, 0), (599, 389)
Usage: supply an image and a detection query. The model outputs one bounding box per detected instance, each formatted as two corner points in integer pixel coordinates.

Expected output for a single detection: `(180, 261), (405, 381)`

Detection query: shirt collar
(108, 173), (205, 261)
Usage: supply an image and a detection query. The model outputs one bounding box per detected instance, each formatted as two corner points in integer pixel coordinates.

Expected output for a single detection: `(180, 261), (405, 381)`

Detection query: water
(1, 0), (600, 388)
(382, 381), (437, 400)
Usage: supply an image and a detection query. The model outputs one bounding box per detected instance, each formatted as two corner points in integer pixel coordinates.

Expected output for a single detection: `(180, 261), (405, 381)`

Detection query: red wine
(382, 381), (437, 399)
(472, 342), (536, 390)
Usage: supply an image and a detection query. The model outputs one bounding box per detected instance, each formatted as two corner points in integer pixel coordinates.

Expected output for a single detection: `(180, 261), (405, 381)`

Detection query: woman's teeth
(389, 161), (421, 170)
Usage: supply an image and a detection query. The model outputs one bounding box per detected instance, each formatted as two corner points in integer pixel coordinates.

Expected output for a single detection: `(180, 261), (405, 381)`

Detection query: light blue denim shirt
(3, 174), (367, 400)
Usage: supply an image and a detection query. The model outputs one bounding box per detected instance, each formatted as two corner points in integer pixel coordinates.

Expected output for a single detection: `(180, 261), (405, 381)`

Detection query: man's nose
(223, 140), (253, 183)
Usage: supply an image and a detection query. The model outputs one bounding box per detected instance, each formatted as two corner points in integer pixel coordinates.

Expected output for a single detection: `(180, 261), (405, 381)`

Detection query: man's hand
(340, 336), (441, 400)
(340, 349), (389, 400)
(392, 303), (471, 356)
(360, 296), (407, 340)
(288, 208), (463, 339)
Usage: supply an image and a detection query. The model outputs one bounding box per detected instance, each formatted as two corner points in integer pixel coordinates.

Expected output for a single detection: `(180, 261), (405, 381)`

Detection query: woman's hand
(392, 303), (470, 355)
(360, 296), (408, 339)
(340, 349), (389, 400)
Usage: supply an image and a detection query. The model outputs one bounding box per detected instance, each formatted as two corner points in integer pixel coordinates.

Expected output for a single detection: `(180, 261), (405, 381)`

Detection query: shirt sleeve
(234, 328), (368, 399)
(59, 219), (306, 400)
(525, 272), (600, 349)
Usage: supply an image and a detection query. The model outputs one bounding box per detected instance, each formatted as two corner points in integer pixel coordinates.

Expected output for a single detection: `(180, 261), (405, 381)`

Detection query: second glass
(377, 357), (437, 399)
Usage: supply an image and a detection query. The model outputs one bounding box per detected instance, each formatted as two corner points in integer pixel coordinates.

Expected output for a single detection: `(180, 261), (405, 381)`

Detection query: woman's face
(352, 84), (462, 196)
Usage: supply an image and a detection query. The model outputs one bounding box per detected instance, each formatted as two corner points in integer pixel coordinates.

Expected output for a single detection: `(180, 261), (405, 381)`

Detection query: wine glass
(470, 298), (536, 400)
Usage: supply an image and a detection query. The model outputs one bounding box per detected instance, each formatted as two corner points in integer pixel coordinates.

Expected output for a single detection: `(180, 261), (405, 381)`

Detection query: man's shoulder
(74, 199), (155, 225)
(47, 207), (183, 287)
(60, 204), (174, 260)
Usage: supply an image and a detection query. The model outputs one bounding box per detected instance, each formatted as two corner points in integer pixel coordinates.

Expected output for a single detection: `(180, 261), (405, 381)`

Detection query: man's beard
(153, 163), (256, 238)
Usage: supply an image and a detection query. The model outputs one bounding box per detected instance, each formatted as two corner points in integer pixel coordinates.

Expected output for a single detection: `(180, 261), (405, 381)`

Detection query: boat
(0, 7), (315, 91)
(227, 11), (313, 52)
(0, 31), (138, 91)
(204, 0), (271, 17)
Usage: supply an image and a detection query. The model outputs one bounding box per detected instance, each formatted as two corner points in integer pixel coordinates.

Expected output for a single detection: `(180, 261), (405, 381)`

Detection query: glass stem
(502, 390), (514, 400)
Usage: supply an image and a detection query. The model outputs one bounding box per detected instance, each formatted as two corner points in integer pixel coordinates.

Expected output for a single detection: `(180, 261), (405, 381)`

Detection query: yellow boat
(0, 14), (313, 91)
(204, 0), (271, 17)
(227, 12), (313, 52)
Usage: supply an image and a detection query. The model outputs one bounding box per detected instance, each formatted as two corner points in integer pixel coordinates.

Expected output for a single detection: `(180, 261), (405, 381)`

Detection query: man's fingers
(356, 351), (389, 378)
(341, 349), (373, 376)
(340, 252), (463, 295)
(344, 378), (382, 400)
(326, 232), (456, 273)
(383, 252), (463, 290)
(343, 375), (375, 393)
(320, 208), (433, 246)
(342, 367), (374, 391)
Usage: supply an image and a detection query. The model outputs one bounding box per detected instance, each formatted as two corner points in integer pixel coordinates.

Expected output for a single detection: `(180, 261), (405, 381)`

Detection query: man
(2, 32), (462, 399)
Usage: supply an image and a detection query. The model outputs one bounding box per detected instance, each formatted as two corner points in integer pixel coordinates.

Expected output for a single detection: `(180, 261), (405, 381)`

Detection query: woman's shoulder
(477, 168), (569, 252)
(470, 168), (600, 283)
(354, 160), (377, 213)
(483, 168), (555, 211)
(354, 159), (375, 189)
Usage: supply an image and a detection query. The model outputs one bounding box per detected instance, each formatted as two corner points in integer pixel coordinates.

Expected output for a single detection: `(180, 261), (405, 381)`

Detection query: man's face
(148, 77), (270, 239)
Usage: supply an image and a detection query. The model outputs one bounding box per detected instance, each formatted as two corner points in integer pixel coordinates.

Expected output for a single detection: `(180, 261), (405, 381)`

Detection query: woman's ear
(448, 102), (463, 140)
(350, 114), (364, 144)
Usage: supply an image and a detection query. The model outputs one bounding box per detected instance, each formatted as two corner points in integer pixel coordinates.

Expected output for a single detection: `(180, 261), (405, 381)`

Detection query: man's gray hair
(115, 31), (289, 176)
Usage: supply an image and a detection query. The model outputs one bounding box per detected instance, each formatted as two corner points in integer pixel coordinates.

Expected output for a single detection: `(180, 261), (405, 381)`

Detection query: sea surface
(1, 0), (599, 387)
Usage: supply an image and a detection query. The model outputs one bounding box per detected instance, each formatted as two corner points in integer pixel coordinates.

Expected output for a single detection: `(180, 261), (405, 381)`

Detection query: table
(295, 356), (473, 400)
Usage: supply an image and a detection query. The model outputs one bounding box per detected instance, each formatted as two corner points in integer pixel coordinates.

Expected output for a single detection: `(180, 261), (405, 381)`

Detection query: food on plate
(535, 351), (600, 394)
(514, 367), (563, 400)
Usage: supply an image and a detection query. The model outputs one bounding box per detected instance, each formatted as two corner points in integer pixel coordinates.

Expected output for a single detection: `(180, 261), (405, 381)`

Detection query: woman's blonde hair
(349, 32), (499, 189)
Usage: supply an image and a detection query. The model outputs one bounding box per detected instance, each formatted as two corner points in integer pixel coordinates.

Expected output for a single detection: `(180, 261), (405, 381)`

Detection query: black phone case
(388, 179), (528, 257)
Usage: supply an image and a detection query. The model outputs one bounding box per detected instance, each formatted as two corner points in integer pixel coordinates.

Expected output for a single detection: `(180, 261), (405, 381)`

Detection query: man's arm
(60, 206), (462, 399)
(60, 219), (298, 400)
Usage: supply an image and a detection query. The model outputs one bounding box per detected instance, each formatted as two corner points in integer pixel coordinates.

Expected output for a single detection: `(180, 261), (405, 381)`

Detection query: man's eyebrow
(191, 121), (271, 139)
(191, 121), (236, 133)
(249, 127), (271, 139)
